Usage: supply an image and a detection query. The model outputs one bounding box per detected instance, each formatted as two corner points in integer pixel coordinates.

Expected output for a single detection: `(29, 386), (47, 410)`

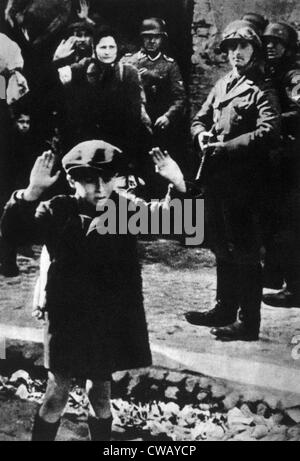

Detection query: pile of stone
(1, 369), (300, 441)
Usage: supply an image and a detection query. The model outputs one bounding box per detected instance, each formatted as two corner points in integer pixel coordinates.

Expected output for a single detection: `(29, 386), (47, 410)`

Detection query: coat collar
(218, 71), (256, 105)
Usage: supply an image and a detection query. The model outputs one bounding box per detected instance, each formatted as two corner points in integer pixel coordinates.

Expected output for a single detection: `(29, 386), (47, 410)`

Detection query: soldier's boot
(185, 261), (239, 327)
(31, 412), (61, 441)
(88, 416), (113, 441)
(212, 264), (262, 341)
(262, 241), (284, 289)
(263, 264), (300, 308)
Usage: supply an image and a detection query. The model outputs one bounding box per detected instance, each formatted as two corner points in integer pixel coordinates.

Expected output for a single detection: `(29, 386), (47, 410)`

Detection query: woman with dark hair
(58, 25), (149, 165)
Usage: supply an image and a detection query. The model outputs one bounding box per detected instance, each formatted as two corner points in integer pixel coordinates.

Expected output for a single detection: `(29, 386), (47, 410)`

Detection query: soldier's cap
(140, 18), (168, 37)
(67, 19), (95, 36)
(220, 20), (262, 52)
(62, 140), (130, 177)
(263, 22), (298, 47)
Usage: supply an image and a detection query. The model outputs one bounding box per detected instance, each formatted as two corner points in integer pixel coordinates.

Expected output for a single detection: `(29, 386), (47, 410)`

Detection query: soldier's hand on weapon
(154, 115), (170, 130)
(23, 151), (61, 201)
(197, 131), (215, 152)
(53, 37), (77, 63)
(149, 147), (186, 192)
(208, 141), (227, 158)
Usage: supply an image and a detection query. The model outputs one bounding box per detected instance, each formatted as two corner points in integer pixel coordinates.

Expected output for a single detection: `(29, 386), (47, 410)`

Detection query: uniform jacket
(123, 50), (186, 125)
(191, 68), (281, 196)
(266, 60), (300, 187)
(266, 60), (300, 140)
(1, 191), (153, 378)
(191, 68), (281, 263)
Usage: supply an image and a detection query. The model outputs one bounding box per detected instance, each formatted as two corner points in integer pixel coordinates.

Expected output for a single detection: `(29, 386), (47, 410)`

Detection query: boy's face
(70, 169), (118, 209)
(15, 114), (30, 134)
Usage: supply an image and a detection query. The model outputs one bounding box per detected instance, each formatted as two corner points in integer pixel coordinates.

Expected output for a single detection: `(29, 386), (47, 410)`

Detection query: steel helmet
(140, 18), (168, 37)
(263, 22), (298, 48)
(220, 20), (262, 52)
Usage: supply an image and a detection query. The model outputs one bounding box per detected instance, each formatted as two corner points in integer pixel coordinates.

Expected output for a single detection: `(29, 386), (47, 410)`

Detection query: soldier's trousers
(217, 260), (262, 332)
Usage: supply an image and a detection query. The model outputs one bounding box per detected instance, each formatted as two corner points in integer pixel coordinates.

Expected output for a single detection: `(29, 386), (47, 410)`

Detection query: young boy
(0, 140), (186, 441)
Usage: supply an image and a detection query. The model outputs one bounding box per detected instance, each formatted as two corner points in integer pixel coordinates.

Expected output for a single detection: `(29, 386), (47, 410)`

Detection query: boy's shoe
(263, 289), (300, 308)
(210, 321), (259, 341)
(185, 302), (236, 327)
(0, 263), (20, 277)
(88, 416), (113, 441)
(32, 413), (61, 441)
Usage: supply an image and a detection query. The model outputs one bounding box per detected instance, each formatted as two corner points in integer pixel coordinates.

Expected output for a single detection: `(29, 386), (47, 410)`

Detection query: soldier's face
(96, 36), (118, 64)
(143, 34), (163, 55)
(264, 37), (286, 61)
(70, 170), (117, 208)
(227, 40), (254, 72)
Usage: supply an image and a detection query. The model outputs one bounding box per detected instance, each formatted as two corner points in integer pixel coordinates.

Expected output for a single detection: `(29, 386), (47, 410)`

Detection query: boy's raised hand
(149, 148), (186, 193)
(24, 152), (60, 201)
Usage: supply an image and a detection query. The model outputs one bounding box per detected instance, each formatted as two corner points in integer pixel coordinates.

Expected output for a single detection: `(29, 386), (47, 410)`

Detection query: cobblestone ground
(0, 240), (300, 441)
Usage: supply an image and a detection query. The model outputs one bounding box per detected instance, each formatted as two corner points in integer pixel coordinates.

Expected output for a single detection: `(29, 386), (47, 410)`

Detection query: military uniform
(123, 50), (186, 128)
(261, 22), (300, 306)
(186, 20), (281, 339)
(122, 50), (187, 196)
(263, 61), (300, 299)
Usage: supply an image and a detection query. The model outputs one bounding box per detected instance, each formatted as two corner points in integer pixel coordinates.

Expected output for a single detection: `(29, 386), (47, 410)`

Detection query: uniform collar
(145, 51), (162, 61)
(218, 71), (255, 105)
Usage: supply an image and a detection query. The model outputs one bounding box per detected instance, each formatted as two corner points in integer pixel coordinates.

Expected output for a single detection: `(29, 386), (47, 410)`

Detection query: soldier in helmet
(123, 17), (187, 191)
(185, 20), (280, 340)
(262, 22), (300, 307)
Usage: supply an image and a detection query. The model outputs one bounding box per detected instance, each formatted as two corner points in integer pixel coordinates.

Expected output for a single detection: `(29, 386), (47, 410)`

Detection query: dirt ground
(1, 241), (300, 370)
(1, 240), (300, 441)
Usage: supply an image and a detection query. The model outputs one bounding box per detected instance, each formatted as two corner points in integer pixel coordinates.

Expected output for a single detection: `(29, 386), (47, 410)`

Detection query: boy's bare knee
(40, 372), (71, 423)
(86, 379), (111, 419)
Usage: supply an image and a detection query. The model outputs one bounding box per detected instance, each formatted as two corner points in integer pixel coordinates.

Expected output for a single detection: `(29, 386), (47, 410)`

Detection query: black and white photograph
(0, 0), (299, 444)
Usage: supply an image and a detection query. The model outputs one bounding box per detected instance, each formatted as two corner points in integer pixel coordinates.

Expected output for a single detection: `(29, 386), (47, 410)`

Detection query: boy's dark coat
(1, 191), (152, 378)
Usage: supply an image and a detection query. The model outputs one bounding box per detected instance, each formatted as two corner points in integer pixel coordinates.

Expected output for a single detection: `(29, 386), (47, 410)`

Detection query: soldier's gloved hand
(149, 147), (186, 193)
(209, 142), (229, 160)
(198, 131), (214, 152)
(154, 115), (170, 130)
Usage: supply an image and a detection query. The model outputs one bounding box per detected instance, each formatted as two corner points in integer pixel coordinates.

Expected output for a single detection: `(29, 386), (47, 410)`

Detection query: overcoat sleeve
(1, 191), (52, 246)
(222, 87), (281, 159)
(191, 86), (216, 146)
(163, 62), (186, 123)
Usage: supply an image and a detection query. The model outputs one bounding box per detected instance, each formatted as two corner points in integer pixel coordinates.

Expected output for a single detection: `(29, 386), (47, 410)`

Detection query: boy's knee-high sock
(88, 416), (112, 441)
(32, 412), (61, 441)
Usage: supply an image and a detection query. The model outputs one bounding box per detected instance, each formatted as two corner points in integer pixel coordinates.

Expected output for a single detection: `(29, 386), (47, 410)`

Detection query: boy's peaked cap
(62, 140), (127, 175)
